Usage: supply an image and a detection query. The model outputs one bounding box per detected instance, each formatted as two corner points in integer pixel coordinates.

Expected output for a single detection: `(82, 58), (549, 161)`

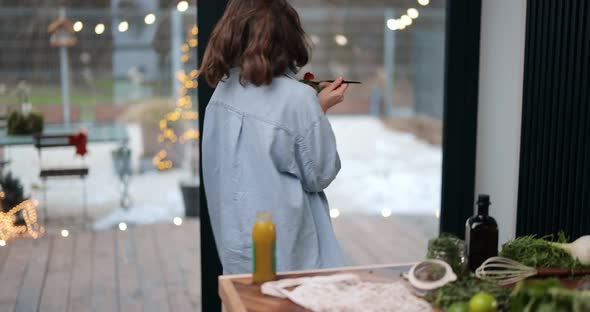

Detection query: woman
(200, 0), (349, 274)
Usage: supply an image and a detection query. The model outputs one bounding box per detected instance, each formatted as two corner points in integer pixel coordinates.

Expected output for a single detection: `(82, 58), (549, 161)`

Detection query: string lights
(400, 15), (413, 26)
(153, 24), (199, 171)
(144, 13), (156, 25)
(387, 2), (426, 31)
(177, 1), (189, 12)
(0, 195), (45, 242)
(329, 208), (341, 219)
(381, 208), (392, 218)
(95, 23), (105, 35)
(173, 217), (183, 226)
(334, 34), (348, 46)
(73, 21), (83, 32)
(407, 8), (419, 19)
(73, 11), (159, 36)
(118, 20), (129, 33)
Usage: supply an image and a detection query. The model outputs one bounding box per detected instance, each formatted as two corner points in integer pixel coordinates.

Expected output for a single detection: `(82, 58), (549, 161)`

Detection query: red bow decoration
(68, 132), (88, 156)
(303, 72), (315, 81)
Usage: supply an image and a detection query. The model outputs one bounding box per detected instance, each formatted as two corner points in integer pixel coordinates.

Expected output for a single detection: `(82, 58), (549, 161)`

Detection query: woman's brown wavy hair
(200, 0), (310, 87)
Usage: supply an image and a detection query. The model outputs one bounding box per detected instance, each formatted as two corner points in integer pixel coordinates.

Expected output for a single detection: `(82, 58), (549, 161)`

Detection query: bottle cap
(477, 194), (491, 206)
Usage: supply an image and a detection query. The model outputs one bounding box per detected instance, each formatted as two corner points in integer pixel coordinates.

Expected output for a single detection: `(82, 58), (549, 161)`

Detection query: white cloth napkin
(261, 273), (432, 312)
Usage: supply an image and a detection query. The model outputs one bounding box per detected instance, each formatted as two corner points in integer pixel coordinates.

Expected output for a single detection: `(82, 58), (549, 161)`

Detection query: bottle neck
(257, 211), (272, 222)
(477, 204), (489, 216)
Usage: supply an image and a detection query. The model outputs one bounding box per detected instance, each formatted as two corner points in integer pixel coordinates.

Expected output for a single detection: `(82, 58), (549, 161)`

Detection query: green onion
(499, 233), (585, 269)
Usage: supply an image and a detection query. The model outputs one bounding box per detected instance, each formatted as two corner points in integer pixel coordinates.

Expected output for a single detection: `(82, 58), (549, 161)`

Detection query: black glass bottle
(465, 194), (499, 271)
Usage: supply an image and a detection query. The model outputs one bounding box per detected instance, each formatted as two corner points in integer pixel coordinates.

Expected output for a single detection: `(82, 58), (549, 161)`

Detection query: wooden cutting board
(219, 263), (421, 312)
(536, 267), (590, 277)
(218, 264), (590, 312)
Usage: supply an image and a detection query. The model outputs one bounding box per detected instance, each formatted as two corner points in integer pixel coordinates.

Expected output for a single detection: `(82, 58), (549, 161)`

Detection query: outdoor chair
(0, 115), (6, 129)
(0, 105), (8, 129)
(34, 132), (89, 221)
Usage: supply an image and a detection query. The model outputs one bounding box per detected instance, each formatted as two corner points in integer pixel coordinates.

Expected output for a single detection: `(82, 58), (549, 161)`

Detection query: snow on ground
(3, 116), (441, 228)
(3, 124), (186, 229)
(326, 116), (442, 217)
(92, 169), (184, 230)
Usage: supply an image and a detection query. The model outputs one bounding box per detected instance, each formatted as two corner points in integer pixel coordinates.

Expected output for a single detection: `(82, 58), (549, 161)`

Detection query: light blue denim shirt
(202, 68), (345, 274)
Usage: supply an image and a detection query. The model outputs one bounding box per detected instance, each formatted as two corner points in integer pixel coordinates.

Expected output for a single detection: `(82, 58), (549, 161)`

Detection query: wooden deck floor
(0, 215), (436, 312)
(0, 220), (201, 312)
(334, 215), (438, 265)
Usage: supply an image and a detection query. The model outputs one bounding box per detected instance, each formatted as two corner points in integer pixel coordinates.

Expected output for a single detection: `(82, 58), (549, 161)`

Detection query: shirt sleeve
(292, 115), (341, 193)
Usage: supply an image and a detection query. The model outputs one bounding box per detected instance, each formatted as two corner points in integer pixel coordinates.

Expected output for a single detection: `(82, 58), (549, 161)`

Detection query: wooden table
(219, 263), (414, 312)
(0, 122), (128, 146)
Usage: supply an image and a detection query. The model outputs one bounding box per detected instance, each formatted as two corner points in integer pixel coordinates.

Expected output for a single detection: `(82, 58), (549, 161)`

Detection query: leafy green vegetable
(500, 233), (585, 269)
(510, 278), (590, 312)
(425, 276), (511, 310)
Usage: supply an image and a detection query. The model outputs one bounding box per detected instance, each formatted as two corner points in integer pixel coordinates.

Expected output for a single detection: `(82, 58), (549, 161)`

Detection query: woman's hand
(318, 77), (349, 113)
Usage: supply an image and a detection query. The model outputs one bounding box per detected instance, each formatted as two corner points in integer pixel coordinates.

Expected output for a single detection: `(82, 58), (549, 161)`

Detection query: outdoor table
(219, 263), (416, 312)
(0, 122), (128, 146)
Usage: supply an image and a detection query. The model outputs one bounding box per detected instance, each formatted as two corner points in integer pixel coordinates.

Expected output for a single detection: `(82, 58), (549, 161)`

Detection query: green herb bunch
(511, 278), (590, 312)
(425, 275), (511, 310)
(500, 233), (584, 269)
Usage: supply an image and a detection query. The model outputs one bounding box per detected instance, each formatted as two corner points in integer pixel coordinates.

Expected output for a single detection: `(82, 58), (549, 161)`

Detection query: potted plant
(7, 81), (44, 135)
(139, 152), (155, 174)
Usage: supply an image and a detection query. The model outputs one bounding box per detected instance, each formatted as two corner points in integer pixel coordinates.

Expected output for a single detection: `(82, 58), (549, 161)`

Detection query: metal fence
(0, 4), (446, 120)
(0, 6), (197, 116)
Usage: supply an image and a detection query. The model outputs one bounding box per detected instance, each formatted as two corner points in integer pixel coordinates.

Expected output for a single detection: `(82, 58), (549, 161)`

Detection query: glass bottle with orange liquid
(252, 211), (276, 283)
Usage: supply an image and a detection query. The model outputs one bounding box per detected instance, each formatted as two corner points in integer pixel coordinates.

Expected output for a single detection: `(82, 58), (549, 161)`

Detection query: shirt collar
(284, 68), (298, 80)
(229, 67), (299, 80)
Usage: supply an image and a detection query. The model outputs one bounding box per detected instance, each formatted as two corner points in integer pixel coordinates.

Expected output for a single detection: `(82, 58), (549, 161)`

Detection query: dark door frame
(197, 2), (227, 312)
(439, 0), (483, 238)
(198, 0), (483, 310)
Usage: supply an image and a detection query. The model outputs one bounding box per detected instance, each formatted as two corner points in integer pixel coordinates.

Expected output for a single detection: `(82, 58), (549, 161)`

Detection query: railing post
(59, 7), (71, 126)
(171, 8), (182, 101)
(383, 8), (396, 117)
